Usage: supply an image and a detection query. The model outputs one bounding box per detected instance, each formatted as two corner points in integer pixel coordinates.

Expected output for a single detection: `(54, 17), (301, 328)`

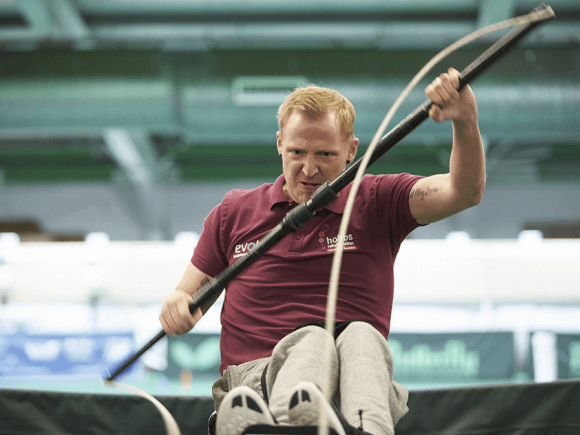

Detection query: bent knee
(339, 322), (392, 356)
(343, 321), (383, 339)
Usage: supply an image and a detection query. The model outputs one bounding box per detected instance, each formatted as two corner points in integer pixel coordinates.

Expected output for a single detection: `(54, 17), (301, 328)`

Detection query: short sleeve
(372, 173), (424, 245)
(191, 202), (230, 277)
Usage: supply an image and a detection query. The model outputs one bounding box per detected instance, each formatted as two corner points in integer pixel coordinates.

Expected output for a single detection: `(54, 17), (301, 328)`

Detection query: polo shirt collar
(269, 174), (349, 214)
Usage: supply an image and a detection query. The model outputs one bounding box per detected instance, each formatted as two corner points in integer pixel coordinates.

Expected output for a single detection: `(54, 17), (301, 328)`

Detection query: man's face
(276, 110), (358, 204)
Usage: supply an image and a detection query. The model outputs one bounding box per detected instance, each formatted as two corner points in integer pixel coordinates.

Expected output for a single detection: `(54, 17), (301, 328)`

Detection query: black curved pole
(106, 4), (554, 382)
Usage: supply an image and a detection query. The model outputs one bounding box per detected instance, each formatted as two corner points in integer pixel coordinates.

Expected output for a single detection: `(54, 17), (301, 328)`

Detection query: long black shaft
(106, 4), (553, 382)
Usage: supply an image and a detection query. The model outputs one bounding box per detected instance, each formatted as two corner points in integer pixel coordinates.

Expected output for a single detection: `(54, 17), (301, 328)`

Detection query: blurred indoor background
(0, 0), (579, 397)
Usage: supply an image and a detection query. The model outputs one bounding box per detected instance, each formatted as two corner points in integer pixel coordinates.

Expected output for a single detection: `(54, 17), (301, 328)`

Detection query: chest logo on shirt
(320, 230), (358, 252)
(233, 239), (261, 259)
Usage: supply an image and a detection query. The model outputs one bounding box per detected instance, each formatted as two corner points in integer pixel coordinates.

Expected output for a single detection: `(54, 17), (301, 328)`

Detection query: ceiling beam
(103, 129), (173, 240)
(9, 0), (90, 45)
(2, 0), (577, 49)
(17, 0), (52, 36)
(103, 129), (156, 185)
(74, 0), (480, 14)
(51, 0), (90, 40)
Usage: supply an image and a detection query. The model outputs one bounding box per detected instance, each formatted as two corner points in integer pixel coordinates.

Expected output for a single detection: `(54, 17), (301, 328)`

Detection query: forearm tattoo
(409, 186), (440, 200)
(198, 276), (211, 290)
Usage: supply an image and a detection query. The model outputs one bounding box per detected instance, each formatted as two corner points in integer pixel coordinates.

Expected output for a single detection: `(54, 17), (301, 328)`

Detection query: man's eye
(291, 150), (302, 155)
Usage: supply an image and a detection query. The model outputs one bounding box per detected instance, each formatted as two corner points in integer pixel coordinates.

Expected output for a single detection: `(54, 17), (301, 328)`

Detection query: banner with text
(0, 332), (135, 377)
(388, 332), (516, 382)
(164, 332), (517, 384)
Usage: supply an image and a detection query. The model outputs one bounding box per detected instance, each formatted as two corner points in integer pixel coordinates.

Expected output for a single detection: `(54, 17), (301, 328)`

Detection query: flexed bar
(331, 3), (555, 193)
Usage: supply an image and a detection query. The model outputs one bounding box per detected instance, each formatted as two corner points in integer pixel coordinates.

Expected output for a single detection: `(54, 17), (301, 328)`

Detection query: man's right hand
(159, 289), (203, 335)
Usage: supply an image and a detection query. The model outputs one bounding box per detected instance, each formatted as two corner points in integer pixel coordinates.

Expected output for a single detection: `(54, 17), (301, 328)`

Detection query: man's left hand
(425, 68), (478, 124)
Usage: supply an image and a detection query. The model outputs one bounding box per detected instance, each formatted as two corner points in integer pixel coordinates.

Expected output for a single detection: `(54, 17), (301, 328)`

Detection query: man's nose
(302, 155), (319, 177)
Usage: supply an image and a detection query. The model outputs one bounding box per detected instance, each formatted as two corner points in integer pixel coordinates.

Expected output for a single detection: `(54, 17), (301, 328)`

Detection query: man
(159, 67), (485, 435)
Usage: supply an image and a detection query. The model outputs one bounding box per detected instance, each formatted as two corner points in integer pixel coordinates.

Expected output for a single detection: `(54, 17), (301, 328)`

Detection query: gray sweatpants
(212, 322), (408, 435)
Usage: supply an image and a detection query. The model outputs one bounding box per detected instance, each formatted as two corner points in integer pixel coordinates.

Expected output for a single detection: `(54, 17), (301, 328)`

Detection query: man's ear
(347, 137), (359, 163)
(276, 131), (282, 156)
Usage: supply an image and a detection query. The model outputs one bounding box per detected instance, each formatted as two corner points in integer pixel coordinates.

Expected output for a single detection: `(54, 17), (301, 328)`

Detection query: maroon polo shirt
(192, 173), (422, 374)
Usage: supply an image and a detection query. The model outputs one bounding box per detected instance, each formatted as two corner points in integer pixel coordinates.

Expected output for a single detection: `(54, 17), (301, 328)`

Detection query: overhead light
(445, 231), (471, 244)
(518, 230), (543, 244)
(174, 231), (200, 256)
(0, 233), (20, 262)
(85, 232), (110, 264)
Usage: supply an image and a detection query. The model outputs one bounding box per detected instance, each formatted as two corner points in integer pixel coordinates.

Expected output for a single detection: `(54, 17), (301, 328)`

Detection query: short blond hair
(277, 85), (356, 140)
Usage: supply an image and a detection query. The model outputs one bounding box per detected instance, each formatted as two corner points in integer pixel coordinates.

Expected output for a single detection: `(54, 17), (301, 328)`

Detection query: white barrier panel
(2, 239), (580, 304)
(395, 239), (580, 303)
